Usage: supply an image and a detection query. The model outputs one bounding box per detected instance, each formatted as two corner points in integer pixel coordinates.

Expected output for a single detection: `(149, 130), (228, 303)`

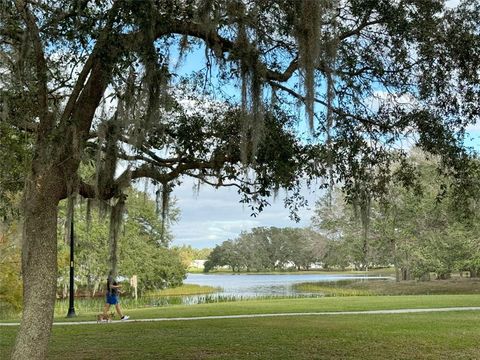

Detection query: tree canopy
(204, 226), (326, 272)
(56, 188), (185, 298)
(311, 151), (480, 279)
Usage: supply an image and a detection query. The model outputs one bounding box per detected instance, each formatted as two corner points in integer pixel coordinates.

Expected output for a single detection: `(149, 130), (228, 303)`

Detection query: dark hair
(106, 275), (118, 295)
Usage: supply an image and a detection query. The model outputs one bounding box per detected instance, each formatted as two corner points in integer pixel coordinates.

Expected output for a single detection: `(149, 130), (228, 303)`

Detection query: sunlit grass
(0, 300), (18, 320)
(3, 294), (480, 324)
(2, 301), (480, 359)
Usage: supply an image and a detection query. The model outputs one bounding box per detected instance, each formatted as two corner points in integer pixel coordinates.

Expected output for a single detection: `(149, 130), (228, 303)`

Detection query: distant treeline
(204, 227), (326, 272)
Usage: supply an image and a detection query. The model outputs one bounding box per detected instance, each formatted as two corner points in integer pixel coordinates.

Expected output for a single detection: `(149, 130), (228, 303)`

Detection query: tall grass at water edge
(293, 281), (373, 297)
(1, 280), (371, 320)
(53, 293), (325, 317)
(293, 277), (480, 296)
(1, 287), (324, 320)
(54, 284), (221, 316)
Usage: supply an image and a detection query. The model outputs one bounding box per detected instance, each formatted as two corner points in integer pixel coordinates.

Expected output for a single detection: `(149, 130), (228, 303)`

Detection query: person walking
(103, 273), (129, 320)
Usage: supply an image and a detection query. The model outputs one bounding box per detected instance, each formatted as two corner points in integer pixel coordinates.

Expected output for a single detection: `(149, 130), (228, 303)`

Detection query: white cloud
(170, 177), (319, 248)
(367, 90), (418, 113)
(465, 122), (480, 132)
(445, 0), (461, 8)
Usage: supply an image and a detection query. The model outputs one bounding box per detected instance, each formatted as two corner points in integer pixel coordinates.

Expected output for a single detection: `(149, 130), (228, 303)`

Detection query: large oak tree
(0, 1), (478, 358)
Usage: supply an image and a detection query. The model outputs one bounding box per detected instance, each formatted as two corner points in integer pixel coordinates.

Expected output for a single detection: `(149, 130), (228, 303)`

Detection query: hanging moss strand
(108, 196), (125, 277)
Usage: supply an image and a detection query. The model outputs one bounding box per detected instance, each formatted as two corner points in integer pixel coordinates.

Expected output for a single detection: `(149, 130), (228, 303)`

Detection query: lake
(184, 273), (391, 298)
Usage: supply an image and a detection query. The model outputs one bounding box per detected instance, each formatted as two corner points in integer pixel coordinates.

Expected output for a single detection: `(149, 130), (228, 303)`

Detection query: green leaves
(204, 227), (326, 272)
(0, 222), (22, 312)
(0, 121), (31, 218)
(313, 151), (480, 279)
(56, 188), (185, 296)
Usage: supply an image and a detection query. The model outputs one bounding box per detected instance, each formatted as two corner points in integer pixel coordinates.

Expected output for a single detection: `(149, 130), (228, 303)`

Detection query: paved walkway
(2, 307), (480, 326)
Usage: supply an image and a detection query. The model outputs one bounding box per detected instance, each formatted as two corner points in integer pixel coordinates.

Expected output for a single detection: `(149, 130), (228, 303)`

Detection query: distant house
(190, 259), (207, 269)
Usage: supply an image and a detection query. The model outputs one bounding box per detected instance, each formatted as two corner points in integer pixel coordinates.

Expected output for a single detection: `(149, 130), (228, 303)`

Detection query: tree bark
(11, 173), (61, 360)
(395, 266), (401, 282)
(401, 267), (410, 281)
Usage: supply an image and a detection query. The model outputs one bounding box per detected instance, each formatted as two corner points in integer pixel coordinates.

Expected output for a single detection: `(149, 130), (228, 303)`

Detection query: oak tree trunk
(11, 171), (62, 360)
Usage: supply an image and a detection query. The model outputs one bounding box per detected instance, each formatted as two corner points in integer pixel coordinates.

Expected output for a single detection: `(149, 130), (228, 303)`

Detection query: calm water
(184, 273), (390, 298)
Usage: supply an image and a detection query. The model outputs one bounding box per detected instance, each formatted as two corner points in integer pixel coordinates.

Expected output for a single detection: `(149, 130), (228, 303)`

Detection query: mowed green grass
(2, 310), (480, 359)
(2, 294), (480, 323)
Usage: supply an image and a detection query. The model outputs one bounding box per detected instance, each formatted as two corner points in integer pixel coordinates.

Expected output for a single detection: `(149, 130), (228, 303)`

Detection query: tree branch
(183, 171), (258, 191)
(269, 81), (380, 128)
(133, 20), (299, 83)
(59, 1), (124, 143)
(338, 16), (383, 42)
(130, 154), (229, 184)
(14, 0), (49, 127)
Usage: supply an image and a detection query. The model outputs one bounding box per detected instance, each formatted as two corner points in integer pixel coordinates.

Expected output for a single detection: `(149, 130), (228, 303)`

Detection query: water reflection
(184, 273), (391, 298)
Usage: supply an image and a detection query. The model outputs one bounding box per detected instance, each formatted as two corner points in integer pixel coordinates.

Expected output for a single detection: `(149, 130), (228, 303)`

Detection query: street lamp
(66, 201), (76, 318)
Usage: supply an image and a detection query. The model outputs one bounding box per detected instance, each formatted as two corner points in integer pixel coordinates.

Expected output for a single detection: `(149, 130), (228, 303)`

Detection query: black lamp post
(66, 202), (76, 318)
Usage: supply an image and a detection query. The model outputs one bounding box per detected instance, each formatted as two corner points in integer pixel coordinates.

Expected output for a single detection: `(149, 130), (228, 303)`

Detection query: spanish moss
(85, 198), (92, 235)
(95, 119), (119, 200)
(294, 0), (323, 131)
(239, 56), (265, 164)
(196, 0), (218, 32)
(144, 178), (150, 205)
(108, 195), (126, 277)
(351, 186), (372, 271)
(324, 1), (339, 135)
(98, 199), (109, 221)
(158, 182), (172, 243)
(360, 191), (371, 271)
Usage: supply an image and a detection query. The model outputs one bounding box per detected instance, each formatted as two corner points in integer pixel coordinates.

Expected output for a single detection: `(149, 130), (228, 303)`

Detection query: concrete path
(2, 307), (480, 326)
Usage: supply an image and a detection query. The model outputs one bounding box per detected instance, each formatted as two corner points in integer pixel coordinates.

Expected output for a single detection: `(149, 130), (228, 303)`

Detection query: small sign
(130, 275), (138, 301)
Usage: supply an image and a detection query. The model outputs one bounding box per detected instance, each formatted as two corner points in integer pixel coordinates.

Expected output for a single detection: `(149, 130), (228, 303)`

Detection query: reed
(293, 282), (373, 297)
(145, 284), (220, 297)
(52, 293), (325, 316)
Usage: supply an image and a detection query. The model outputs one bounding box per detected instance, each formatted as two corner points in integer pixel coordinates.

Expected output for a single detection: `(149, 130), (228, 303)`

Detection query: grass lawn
(2, 310), (480, 359)
(4, 276), (480, 358)
(2, 294), (480, 323)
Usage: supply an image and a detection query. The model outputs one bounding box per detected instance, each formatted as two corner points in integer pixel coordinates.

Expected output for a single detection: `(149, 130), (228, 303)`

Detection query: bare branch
(117, 135), (182, 166)
(338, 16), (383, 42)
(59, 53), (94, 125)
(269, 81), (380, 128)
